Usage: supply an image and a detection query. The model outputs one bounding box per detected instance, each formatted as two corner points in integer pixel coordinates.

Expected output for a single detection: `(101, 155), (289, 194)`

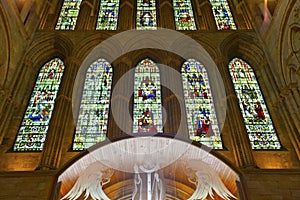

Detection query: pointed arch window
(173, 0), (196, 30)
(133, 58), (163, 134)
(73, 58), (113, 150)
(13, 58), (65, 151)
(229, 58), (281, 149)
(136, 0), (157, 30)
(209, 0), (236, 30)
(96, 0), (120, 30)
(55, 0), (82, 30)
(182, 59), (223, 149)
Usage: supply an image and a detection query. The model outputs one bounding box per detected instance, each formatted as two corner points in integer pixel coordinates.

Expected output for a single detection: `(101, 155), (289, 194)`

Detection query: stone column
(233, 0), (252, 29)
(39, 0), (61, 30)
(159, 0), (175, 29)
(196, 0), (217, 30)
(76, 0), (98, 30)
(215, 57), (255, 168)
(38, 57), (80, 170)
(118, 0), (134, 30)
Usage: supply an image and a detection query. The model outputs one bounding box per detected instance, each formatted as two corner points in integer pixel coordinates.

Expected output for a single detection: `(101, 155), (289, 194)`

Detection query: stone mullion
(196, 0), (217, 30)
(76, 0), (98, 30)
(159, 0), (175, 29)
(216, 57), (255, 168)
(39, 57), (80, 170)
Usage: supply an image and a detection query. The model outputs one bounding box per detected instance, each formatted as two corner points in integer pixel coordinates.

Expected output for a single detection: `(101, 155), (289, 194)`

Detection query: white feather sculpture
(183, 160), (236, 200)
(61, 161), (114, 200)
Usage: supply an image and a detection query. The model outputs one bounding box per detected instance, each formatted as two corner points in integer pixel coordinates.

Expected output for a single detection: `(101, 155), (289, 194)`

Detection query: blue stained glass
(209, 0), (236, 30)
(229, 58), (281, 149)
(55, 0), (82, 30)
(73, 58), (113, 150)
(182, 59), (222, 149)
(133, 59), (163, 133)
(136, 0), (157, 30)
(173, 0), (196, 30)
(96, 0), (120, 30)
(13, 58), (65, 151)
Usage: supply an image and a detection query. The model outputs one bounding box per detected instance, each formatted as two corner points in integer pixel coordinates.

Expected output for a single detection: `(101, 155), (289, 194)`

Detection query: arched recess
(53, 136), (245, 200)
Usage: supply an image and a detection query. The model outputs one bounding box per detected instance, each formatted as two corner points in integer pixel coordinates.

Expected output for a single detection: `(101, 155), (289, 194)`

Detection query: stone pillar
(196, 0), (217, 30)
(38, 57), (80, 170)
(108, 61), (133, 140)
(159, 0), (175, 29)
(215, 57), (255, 168)
(118, 0), (134, 30)
(234, 0), (252, 29)
(39, 0), (61, 30)
(76, 0), (98, 30)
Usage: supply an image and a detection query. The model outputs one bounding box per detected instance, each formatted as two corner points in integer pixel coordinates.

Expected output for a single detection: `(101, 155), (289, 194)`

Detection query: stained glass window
(173, 0), (196, 30)
(133, 59), (163, 134)
(229, 58), (281, 149)
(55, 0), (82, 30)
(136, 0), (157, 30)
(182, 59), (222, 149)
(96, 0), (120, 30)
(73, 58), (113, 150)
(209, 0), (236, 30)
(13, 58), (65, 151)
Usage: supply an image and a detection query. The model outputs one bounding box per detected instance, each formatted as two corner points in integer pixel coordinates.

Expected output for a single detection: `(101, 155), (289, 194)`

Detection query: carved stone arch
(220, 32), (265, 72)
(279, 0), (300, 86)
(74, 33), (120, 62)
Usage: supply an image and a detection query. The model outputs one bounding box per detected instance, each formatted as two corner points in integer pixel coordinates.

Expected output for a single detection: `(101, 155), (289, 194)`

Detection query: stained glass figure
(209, 0), (236, 30)
(73, 58), (113, 150)
(229, 58), (281, 149)
(96, 0), (120, 30)
(136, 0), (157, 30)
(13, 58), (65, 151)
(182, 59), (222, 149)
(133, 59), (163, 134)
(173, 0), (196, 30)
(55, 0), (82, 30)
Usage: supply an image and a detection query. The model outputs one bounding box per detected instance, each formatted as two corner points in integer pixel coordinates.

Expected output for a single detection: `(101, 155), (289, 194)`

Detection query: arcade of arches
(0, 0), (299, 200)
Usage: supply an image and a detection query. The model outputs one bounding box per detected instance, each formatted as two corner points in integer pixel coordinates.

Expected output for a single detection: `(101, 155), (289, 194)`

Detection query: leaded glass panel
(136, 0), (157, 30)
(173, 0), (196, 30)
(73, 58), (113, 150)
(55, 0), (82, 30)
(133, 59), (163, 133)
(182, 59), (222, 149)
(96, 0), (120, 30)
(13, 58), (65, 151)
(209, 0), (236, 30)
(229, 58), (281, 149)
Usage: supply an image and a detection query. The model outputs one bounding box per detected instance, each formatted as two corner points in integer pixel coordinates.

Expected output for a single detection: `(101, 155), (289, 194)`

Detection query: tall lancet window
(13, 58), (65, 151)
(55, 0), (82, 30)
(136, 0), (157, 30)
(209, 0), (236, 30)
(182, 59), (222, 149)
(133, 58), (163, 134)
(73, 59), (113, 151)
(96, 0), (120, 30)
(229, 58), (281, 149)
(173, 0), (196, 30)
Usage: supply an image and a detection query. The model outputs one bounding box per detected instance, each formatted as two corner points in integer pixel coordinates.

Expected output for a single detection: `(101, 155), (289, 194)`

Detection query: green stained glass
(96, 0), (120, 30)
(133, 58), (163, 133)
(136, 0), (157, 30)
(209, 0), (236, 30)
(173, 0), (196, 30)
(73, 59), (113, 150)
(13, 58), (65, 151)
(182, 59), (222, 149)
(55, 0), (82, 30)
(229, 58), (281, 149)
